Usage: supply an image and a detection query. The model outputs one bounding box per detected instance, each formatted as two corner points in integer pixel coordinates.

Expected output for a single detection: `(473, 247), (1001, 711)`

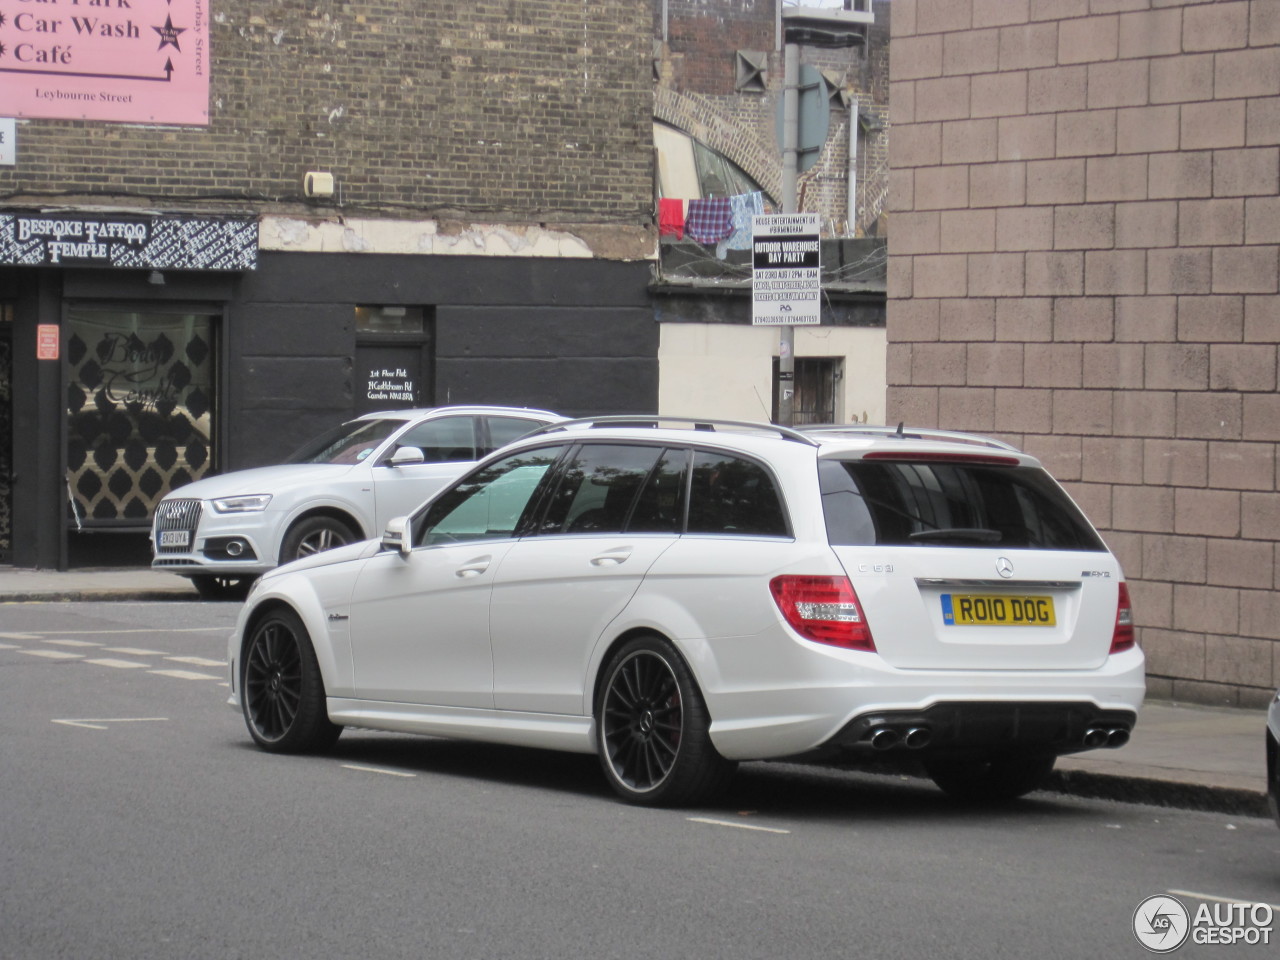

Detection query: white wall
(658, 323), (887, 424)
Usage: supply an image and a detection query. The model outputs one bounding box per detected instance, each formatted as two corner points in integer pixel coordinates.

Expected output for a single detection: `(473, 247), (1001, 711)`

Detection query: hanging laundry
(716, 191), (765, 258)
(658, 198), (686, 240)
(685, 197), (733, 245)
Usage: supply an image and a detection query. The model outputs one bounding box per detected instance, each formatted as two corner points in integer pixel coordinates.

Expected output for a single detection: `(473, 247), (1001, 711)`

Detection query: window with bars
(772, 356), (841, 425)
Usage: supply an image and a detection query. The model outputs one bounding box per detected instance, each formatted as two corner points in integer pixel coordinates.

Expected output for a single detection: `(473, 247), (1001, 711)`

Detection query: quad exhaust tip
(1084, 726), (1130, 749)
(869, 727), (900, 750)
(868, 726), (933, 751)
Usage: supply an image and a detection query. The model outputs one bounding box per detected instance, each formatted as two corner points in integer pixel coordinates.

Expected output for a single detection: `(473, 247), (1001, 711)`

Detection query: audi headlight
(210, 494), (273, 513)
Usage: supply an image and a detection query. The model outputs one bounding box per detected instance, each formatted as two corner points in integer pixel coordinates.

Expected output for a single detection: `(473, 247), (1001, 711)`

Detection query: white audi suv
(152, 405), (561, 598)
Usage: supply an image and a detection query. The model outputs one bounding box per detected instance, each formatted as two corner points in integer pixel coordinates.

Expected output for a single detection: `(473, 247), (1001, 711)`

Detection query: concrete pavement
(1, 563), (1273, 820)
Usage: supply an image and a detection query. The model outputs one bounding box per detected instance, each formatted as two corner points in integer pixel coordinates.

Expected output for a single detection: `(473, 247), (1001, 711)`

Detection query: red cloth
(659, 198), (685, 240)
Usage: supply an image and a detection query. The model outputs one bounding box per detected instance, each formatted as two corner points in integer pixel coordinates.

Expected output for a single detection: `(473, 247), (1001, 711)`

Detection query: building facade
(0, 0), (656, 567)
(887, 0), (1280, 706)
(652, 0), (891, 425)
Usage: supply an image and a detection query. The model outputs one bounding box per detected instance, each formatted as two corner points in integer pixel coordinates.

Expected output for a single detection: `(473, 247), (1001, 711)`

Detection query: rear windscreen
(819, 459), (1107, 551)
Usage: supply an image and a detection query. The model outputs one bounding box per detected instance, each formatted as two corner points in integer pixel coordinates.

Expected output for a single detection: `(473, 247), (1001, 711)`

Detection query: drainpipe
(847, 96), (859, 236)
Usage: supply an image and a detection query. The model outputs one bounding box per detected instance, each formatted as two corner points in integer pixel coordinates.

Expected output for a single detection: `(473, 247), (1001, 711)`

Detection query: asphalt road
(2, 601), (1278, 960)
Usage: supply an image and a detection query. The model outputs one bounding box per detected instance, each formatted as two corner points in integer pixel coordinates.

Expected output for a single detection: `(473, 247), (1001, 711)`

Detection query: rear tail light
(1110, 581), (1135, 654)
(769, 575), (875, 652)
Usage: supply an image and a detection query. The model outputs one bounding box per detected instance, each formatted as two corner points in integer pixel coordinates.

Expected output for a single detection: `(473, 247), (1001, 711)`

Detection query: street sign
(37, 324), (60, 360)
(774, 65), (829, 173)
(0, 119), (15, 166)
(751, 213), (821, 325)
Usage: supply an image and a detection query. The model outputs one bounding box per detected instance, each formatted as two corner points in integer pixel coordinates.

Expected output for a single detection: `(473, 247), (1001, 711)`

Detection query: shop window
(65, 307), (216, 527)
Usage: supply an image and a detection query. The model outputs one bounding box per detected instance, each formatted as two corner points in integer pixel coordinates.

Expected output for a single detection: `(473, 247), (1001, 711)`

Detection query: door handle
(591, 547), (633, 567)
(456, 557), (491, 578)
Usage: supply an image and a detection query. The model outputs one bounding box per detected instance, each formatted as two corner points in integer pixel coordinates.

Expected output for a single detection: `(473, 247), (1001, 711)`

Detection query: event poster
(0, 0), (209, 126)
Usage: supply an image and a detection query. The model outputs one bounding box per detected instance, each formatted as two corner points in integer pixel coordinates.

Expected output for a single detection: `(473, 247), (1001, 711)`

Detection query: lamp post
(778, 41), (801, 427)
(773, 4), (868, 426)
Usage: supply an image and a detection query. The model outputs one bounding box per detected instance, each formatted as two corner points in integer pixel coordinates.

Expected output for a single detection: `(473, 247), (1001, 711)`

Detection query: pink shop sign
(0, 0), (209, 126)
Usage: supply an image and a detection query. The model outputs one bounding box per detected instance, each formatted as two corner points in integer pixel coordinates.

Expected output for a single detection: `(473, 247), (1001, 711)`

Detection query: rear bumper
(822, 700), (1138, 757)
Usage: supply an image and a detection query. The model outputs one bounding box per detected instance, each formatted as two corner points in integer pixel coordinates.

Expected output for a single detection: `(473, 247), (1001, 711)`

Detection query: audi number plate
(159, 530), (190, 548)
(942, 594), (1056, 626)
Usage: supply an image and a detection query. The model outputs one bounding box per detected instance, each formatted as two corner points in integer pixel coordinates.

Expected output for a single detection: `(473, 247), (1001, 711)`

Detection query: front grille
(153, 498), (202, 553)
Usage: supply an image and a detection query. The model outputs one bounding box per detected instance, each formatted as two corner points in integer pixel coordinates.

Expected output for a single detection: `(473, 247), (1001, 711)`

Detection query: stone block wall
(888, 0), (1280, 706)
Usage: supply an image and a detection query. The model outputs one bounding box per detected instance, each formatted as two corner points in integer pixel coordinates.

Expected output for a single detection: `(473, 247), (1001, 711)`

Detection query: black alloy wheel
(280, 516), (359, 564)
(596, 635), (735, 806)
(242, 607), (341, 752)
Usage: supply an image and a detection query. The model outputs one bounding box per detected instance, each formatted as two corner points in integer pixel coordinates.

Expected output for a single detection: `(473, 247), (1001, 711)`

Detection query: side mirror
(387, 446), (425, 466)
(381, 516), (413, 557)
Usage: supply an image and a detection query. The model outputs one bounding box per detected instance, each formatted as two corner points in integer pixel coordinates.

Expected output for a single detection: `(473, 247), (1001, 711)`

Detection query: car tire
(279, 516), (359, 564)
(923, 749), (1056, 802)
(595, 634), (736, 806)
(190, 574), (256, 601)
(241, 606), (342, 753)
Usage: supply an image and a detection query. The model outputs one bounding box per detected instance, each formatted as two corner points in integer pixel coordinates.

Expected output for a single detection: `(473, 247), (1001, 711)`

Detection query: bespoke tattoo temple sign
(0, 212), (258, 269)
(0, 0), (209, 125)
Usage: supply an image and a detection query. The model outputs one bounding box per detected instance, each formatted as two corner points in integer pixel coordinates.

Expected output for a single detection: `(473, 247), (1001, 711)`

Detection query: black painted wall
(228, 252), (657, 470)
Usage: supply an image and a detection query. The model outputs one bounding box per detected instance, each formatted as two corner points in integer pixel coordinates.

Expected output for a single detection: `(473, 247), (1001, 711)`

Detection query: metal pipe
(778, 42), (799, 427)
(847, 95), (859, 236)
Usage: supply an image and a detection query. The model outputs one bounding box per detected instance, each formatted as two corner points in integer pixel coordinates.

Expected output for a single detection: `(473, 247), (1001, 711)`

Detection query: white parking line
(687, 817), (791, 834)
(165, 656), (226, 667)
(21, 628), (225, 635)
(53, 717), (168, 731)
(45, 639), (103, 648)
(105, 647), (166, 656)
(85, 658), (150, 670)
(341, 764), (418, 778)
(20, 649), (84, 660)
(1169, 890), (1280, 910)
(0, 643), (19, 650)
(149, 669), (221, 681)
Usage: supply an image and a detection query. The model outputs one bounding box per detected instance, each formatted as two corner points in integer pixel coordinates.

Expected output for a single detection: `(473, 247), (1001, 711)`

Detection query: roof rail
(799, 423), (1022, 452)
(526, 415), (820, 446)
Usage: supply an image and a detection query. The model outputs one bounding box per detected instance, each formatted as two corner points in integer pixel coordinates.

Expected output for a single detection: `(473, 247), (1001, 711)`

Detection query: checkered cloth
(686, 197), (734, 245)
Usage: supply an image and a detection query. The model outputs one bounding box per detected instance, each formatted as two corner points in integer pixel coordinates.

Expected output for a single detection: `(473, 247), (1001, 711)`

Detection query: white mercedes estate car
(227, 417), (1145, 806)
(152, 406), (561, 599)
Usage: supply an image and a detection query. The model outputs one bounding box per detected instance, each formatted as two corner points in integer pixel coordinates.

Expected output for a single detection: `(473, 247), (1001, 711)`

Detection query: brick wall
(0, 0), (652, 225)
(888, 0), (1280, 707)
(658, 0), (891, 234)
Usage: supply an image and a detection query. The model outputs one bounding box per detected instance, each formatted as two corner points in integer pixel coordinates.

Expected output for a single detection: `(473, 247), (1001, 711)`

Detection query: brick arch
(655, 88), (782, 203)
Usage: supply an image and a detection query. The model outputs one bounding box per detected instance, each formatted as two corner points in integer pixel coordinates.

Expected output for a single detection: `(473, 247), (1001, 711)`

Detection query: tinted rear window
(819, 458), (1106, 551)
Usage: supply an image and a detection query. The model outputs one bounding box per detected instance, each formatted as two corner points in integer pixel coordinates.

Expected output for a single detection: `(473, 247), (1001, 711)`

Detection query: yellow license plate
(942, 594), (1056, 626)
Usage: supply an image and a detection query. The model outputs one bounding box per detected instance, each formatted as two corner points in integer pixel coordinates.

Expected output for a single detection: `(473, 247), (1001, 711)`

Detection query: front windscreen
(820, 458), (1106, 551)
(285, 419), (401, 465)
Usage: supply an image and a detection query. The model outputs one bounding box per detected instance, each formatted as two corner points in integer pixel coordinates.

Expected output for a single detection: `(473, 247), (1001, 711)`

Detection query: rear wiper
(908, 527), (1002, 543)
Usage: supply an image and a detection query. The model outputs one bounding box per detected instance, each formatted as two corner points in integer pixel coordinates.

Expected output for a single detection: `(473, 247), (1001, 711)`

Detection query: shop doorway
(353, 305), (433, 414)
